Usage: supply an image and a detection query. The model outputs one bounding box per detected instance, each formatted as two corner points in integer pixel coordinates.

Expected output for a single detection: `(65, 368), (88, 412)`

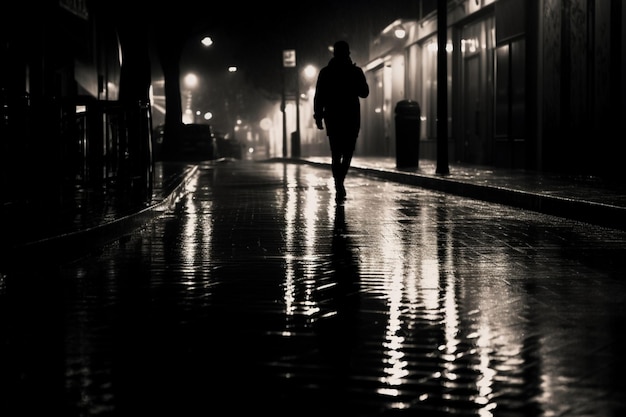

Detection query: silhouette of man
(314, 40), (369, 201)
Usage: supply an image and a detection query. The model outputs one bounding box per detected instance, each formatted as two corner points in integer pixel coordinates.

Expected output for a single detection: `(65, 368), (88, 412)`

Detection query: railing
(69, 98), (154, 204)
(1, 94), (154, 215)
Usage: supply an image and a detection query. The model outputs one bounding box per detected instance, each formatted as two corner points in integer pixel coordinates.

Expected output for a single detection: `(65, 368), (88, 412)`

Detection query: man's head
(333, 40), (350, 58)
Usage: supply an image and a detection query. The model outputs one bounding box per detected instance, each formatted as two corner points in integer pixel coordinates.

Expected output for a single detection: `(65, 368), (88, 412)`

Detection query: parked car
(179, 123), (217, 160)
(153, 123), (217, 161)
(214, 130), (243, 160)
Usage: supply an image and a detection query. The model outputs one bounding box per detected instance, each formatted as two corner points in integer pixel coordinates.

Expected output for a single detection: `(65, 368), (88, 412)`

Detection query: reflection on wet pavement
(1, 160), (625, 416)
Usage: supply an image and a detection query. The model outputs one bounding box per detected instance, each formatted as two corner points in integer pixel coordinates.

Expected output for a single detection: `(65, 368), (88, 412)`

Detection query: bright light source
(394, 27), (406, 39)
(303, 64), (317, 79)
(184, 73), (198, 89)
(204, 112), (213, 120)
(228, 66), (237, 72)
(201, 36), (213, 47)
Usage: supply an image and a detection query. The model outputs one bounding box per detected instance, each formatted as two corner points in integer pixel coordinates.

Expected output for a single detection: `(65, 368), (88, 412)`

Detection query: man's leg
(337, 137), (357, 197)
(329, 137), (346, 200)
(333, 154), (346, 199)
(341, 152), (353, 179)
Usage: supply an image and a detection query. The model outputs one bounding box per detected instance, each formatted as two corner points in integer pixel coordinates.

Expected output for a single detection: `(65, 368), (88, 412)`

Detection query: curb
(5, 165), (199, 264)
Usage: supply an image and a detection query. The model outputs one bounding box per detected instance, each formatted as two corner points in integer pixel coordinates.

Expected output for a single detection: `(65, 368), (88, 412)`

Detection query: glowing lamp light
(303, 64), (317, 79)
(260, 118), (272, 131)
(184, 73), (198, 89)
(394, 26), (406, 39)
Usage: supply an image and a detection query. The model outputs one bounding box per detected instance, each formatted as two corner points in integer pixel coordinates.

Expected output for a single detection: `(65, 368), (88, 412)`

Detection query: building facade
(360, 0), (625, 177)
(1, 1), (153, 216)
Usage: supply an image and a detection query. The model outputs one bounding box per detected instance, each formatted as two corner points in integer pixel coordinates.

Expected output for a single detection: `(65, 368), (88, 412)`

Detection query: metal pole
(282, 67), (287, 158)
(294, 62), (301, 158)
(436, 0), (450, 175)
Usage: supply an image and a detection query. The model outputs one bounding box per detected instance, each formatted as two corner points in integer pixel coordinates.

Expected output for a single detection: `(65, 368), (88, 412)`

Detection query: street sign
(283, 50), (296, 68)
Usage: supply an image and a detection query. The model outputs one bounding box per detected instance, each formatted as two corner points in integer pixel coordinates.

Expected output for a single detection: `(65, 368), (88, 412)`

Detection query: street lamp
(282, 49), (297, 158)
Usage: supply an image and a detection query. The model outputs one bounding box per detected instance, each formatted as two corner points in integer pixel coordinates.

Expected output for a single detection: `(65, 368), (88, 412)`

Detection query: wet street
(1, 159), (625, 417)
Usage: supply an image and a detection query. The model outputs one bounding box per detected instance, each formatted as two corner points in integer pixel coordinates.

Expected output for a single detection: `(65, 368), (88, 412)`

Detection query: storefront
(363, 0), (625, 176)
(361, 1), (499, 166)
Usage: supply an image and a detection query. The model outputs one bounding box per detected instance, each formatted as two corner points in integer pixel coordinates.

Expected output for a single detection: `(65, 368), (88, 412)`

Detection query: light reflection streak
(472, 252), (524, 415)
(440, 215), (460, 397)
(284, 171), (546, 412)
(376, 195), (412, 395)
(435, 207), (498, 416)
(179, 172), (213, 291)
(380, 279), (407, 389)
(420, 259), (440, 320)
(182, 194), (197, 267)
(281, 166), (319, 319)
(282, 169), (297, 316)
(474, 328), (496, 414)
(302, 183), (319, 282)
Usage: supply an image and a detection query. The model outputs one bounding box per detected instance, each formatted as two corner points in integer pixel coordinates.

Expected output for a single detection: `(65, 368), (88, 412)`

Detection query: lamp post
(436, 2), (450, 175)
(226, 65), (239, 142)
(293, 59), (301, 158)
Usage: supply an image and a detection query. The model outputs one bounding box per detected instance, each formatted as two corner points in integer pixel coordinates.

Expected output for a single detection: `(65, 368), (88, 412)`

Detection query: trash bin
(394, 100), (421, 169)
(290, 131), (300, 158)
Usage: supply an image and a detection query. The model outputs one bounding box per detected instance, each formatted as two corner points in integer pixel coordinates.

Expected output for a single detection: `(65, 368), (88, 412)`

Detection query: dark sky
(159, 0), (436, 130)
(177, 1), (433, 88)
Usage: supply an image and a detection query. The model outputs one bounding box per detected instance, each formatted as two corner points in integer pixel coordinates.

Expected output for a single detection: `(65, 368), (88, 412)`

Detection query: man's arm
(356, 67), (369, 99)
(313, 71), (325, 129)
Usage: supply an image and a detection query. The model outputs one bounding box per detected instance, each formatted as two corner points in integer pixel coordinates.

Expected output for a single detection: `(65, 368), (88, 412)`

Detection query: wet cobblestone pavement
(1, 159), (625, 416)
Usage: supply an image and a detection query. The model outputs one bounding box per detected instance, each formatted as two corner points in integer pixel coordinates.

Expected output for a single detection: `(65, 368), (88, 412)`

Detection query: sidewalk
(295, 156), (626, 231)
(3, 156), (625, 264)
(2, 161), (198, 264)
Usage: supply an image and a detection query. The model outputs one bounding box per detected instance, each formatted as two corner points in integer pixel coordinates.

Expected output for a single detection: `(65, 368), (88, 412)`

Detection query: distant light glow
(183, 108), (194, 124)
(228, 66), (237, 72)
(260, 117), (272, 130)
(201, 36), (213, 47)
(303, 64), (317, 79)
(394, 27), (406, 39)
(184, 73), (198, 89)
(427, 41), (454, 53)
